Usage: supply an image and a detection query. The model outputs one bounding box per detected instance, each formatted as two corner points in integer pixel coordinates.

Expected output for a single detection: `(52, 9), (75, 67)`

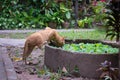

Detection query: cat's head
(56, 37), (65, 47)
(50, 36), (65, 47)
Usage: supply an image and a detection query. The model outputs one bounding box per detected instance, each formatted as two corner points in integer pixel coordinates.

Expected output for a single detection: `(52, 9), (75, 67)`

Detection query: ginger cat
(23, 27), (65, 64)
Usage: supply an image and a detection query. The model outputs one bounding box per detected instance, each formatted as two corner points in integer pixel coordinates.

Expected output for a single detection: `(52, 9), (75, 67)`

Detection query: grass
(59, 30), (106, 40)
(59, 30), (115, 41)
(0, 29), (115, 41)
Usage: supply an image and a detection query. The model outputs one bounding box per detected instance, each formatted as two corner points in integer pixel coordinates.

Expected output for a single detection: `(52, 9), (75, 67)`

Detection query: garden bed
(45, 39), (119, 79)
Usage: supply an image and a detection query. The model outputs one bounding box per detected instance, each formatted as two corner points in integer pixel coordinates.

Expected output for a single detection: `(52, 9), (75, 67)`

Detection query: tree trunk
(116, 30), (120, 42)
(73, 0), (78, 28)
(119, 41), (120, 80)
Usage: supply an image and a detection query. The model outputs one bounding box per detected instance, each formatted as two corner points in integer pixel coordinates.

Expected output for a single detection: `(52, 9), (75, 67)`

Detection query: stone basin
(44, 39), (119, 79)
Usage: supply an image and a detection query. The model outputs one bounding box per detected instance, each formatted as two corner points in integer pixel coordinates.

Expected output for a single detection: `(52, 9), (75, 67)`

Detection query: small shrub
(105, 1), (120, 42)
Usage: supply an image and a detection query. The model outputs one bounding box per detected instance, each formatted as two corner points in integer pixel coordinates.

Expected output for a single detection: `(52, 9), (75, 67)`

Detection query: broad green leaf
(66, 12), (71, 19)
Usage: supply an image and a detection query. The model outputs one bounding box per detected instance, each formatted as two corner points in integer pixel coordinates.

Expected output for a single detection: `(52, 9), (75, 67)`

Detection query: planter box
(44, 39), (119, 79)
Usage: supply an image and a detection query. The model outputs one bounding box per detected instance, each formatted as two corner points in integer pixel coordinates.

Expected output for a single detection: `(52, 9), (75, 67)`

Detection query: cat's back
(26, 30), (50, 43)
(26, 31), (43, 43)
(27, 31), (42, 39)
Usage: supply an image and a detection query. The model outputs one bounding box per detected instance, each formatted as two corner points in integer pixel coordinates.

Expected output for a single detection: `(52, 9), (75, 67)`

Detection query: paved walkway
(0, 29), (95, 34)
(0, 37), (26, 80)
(0, 47), (18, 80)
(0, 48), (7, 80)
(0, 30), (27, 80)
(0, 38), (25, 47)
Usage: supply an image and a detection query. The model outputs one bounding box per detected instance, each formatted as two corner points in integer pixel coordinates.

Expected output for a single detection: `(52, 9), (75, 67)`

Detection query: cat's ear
(62, 37), (66, 40)
(62, 37), (65, 44)
(62, 37), (65, 41)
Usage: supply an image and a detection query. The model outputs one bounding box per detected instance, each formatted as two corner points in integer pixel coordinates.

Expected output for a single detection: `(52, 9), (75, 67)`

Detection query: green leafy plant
(59, 3), (71, 21)
(49, 73), (61, 80)
(36, 66), (51, 78)
(97, 60), (118, 80)
(91, 1), (107, 25)
(0, 0), (62, 29)
(46, 11), (64, 25)
(46, 2), (71, 28)
(77, 17), (93, 28)
(62, 43), (118, 54)
(0, 17), (15, 29)
(105, 1), (120, 42)
(36, 66), (62, 80)
(14, 8), (44, 29)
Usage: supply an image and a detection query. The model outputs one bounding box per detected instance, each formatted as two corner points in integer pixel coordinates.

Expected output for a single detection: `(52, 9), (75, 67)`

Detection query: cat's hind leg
(23, 43), (35, 64)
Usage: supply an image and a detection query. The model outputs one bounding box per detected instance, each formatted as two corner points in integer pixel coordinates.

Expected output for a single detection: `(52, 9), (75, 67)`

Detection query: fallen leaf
(12, 57), (22, 62)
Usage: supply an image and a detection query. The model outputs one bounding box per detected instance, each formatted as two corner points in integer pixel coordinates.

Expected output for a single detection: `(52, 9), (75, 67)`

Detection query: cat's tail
(22, 40), (35, 64)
